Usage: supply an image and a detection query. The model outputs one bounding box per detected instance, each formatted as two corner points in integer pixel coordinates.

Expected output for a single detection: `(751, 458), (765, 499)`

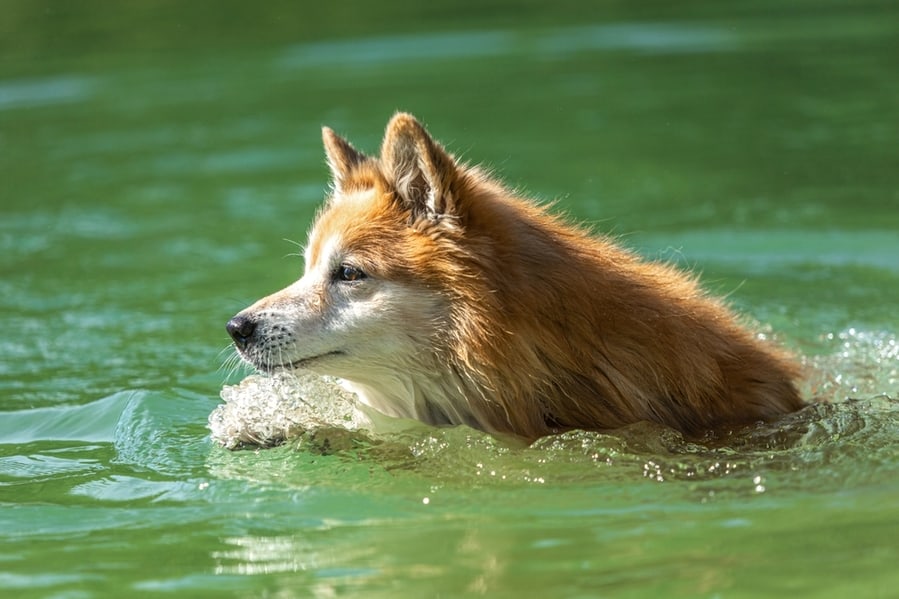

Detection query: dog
(226, 113), (803, 441)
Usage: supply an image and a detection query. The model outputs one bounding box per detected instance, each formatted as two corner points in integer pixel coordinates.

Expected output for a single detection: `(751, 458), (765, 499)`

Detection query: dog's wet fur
(227, 113), (803, 442)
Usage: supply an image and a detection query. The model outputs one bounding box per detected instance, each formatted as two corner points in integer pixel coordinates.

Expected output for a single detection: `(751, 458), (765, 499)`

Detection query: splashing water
(802, 328), (898, 401)
(208, 372), (363, 449)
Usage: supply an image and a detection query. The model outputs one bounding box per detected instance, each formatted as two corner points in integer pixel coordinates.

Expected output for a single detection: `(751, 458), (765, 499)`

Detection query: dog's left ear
(380, 113), (460, 223)
(322, 126), (367, 194)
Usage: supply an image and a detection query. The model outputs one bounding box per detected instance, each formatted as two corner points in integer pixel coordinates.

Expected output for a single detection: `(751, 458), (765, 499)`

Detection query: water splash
(208, 373), (363, 450)
(802, 328), (898, 401)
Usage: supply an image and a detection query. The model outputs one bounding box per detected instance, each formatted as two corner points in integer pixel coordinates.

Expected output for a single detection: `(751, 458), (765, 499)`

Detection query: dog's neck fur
(339, 366), (482, 430)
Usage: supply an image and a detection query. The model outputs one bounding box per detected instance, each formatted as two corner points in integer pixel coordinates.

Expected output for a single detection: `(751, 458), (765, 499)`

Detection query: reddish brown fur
(221, 114), (806, 441)
(298, 113), (805, 441)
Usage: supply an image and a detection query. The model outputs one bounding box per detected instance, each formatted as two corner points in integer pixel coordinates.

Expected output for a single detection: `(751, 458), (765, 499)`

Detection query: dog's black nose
(226, 314), (257, 350)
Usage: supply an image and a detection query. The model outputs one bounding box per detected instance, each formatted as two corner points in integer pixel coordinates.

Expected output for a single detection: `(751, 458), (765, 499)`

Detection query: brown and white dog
(226, 113), (803, 441)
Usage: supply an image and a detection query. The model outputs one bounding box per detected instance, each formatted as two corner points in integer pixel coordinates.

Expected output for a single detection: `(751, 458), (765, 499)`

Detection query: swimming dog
(226, 113), (803, 441)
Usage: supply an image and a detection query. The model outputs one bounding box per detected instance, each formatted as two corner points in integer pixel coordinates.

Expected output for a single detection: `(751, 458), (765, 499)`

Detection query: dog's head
(226, 114), (481, 385)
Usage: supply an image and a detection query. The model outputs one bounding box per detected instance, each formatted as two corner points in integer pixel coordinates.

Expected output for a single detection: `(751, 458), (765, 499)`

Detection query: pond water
(1, 1), (897, 597)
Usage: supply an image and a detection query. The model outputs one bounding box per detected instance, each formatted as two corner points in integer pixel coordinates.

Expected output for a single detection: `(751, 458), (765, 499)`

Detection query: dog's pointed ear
(380, 113), (460, 222)
(322, 126), (366, 194)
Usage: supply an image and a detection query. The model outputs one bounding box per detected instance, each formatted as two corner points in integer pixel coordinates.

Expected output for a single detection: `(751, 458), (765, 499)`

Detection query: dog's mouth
(255, 350), (345, 373)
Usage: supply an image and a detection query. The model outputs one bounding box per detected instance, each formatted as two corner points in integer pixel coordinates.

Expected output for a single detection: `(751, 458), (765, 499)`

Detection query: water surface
(1, 2), (897, 597)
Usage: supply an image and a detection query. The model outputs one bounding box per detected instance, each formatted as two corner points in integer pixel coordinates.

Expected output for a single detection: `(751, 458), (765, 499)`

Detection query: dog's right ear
(380, 113), (461, 225)
(322, 126), (366, 194)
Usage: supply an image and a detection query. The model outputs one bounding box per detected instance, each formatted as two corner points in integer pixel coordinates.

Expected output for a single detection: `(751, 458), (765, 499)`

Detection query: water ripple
(0, 392), (134, 445)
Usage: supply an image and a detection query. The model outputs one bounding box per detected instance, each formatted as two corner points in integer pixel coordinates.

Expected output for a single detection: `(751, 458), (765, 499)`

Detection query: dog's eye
(336, 264), (366, 282)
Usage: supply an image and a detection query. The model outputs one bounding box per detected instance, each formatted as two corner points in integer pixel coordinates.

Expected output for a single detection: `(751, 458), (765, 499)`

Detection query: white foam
(208, 373), (362, 450)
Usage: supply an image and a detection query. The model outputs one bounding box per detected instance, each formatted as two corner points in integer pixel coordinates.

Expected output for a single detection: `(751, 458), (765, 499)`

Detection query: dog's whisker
(283, 238), (306, 251)
(219, 352), (234, 370)
(216, 343), (235, 360)
(225, 356), (242, 381)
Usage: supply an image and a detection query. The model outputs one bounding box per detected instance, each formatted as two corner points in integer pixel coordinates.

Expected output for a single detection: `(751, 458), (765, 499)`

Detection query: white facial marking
(307, 232), (344, 278)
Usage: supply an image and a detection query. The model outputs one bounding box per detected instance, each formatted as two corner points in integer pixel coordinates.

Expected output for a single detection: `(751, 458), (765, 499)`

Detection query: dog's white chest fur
(342, 368), (478, 429)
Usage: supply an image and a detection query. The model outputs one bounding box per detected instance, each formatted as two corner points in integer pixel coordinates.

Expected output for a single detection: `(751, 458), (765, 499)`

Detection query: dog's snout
(226, 314), (257, 350)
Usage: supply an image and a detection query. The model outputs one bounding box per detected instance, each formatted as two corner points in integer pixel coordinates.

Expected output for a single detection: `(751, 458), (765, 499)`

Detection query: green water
(2, 1), (898, 597)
